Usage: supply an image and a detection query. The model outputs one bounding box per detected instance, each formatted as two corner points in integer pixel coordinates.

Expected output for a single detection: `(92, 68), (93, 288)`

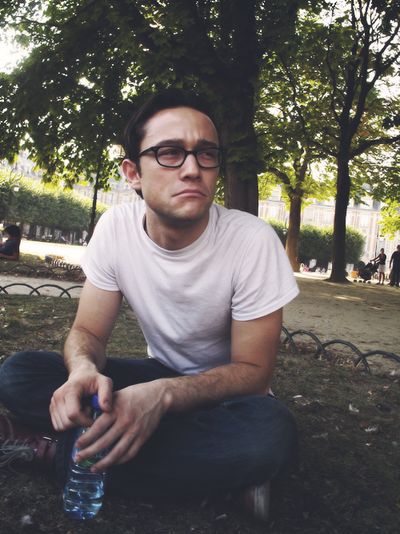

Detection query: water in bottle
(63, 395), (107, 520)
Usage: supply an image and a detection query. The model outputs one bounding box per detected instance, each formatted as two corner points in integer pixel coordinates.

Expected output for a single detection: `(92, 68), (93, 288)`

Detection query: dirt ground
(1, 252), (400, 534)
(11, 239), (399, 358)
(0, 296), (399, 534)
(1, 263), (399, 358)
(284, 274), (399, 356)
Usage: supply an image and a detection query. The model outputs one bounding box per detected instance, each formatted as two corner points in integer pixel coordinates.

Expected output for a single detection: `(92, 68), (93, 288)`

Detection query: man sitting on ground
(0, 89), (299, 522)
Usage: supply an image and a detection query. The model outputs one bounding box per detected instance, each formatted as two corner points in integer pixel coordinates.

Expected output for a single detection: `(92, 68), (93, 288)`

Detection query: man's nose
(180, 153), (201, 178)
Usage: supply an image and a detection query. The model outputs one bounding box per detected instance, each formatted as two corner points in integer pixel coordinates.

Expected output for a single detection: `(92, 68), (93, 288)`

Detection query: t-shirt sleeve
(80, 209), (120, 291)
(231, 223), (299, 321)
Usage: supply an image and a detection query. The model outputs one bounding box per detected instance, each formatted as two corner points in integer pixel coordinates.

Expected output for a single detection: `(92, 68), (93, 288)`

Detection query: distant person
(0, 225), (21, 261)
(82, 230), (89, 245)
(389, 245), (400, 287)
(372, 248), (387, 285)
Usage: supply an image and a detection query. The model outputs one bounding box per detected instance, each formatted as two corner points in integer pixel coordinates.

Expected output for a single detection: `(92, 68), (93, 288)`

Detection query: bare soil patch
(285, 275), (399, 356)
(0, 295), (399, 533)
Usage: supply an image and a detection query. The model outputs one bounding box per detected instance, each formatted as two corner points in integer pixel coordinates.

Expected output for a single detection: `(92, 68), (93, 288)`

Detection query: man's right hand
(52, 281), (123, 431)
(49, 364), (113, 431)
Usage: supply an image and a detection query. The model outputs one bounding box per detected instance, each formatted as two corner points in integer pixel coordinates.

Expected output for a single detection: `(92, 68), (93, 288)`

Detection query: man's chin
(163, 205), (211, 227)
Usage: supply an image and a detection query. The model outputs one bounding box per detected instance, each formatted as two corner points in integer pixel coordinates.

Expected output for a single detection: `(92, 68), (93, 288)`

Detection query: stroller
(357, 260), (379, 283)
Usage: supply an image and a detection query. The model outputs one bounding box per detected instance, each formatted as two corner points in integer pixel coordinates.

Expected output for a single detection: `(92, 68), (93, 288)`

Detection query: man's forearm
(159, 360), (273, 414)
(63, 326), (107, 374)
(158, 311), (281, 414)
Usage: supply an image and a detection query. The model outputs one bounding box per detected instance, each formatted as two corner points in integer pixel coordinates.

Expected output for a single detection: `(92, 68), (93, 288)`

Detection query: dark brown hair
(122, 88), (217, 161)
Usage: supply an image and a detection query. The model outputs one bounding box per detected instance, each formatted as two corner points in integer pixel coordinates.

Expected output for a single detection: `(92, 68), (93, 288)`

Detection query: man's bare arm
(161, 308), (282, 412)
(50, 280), (122, 431)
(63, 280), (122, 372)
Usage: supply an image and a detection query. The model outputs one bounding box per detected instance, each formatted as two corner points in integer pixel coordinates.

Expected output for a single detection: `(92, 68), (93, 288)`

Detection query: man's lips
(173, 189), (206, 197)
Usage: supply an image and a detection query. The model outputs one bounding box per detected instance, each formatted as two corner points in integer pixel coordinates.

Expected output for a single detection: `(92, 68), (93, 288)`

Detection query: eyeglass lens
(156, 147), (220, 168)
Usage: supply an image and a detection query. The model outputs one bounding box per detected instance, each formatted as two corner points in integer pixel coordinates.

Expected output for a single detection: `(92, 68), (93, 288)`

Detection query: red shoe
(0, 413), (57, 469)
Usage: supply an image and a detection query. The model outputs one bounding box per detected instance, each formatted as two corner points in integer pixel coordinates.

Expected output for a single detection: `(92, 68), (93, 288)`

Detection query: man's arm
(161, 308), (282, 411)
(49, 279), (122, 431)
(77, 308), (282, 472)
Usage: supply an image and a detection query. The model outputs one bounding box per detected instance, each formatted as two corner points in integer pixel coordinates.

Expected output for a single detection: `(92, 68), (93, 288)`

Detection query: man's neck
(144, 212), (210, 251)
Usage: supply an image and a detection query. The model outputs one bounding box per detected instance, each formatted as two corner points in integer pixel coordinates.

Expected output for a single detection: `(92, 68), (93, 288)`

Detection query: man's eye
(199, 148), (218, 159)
(158, 147), (182, 157)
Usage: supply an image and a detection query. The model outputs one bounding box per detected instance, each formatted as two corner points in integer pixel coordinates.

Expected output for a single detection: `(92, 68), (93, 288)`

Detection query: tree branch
(265, 166), (291, 187)
(351, 134), (400, 157)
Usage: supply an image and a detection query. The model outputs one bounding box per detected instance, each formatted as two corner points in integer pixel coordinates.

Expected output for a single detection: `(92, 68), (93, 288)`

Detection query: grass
(0, 253), (43, 273)
(0, 294), (399, 533)
(0, 252), (85, 282)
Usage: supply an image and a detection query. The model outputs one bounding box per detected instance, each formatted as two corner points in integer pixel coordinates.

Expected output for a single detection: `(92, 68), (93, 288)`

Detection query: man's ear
(121, 159), (142, 194)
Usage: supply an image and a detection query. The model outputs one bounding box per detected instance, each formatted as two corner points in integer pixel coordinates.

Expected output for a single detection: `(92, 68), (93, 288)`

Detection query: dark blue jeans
(0, 350), (297, 498)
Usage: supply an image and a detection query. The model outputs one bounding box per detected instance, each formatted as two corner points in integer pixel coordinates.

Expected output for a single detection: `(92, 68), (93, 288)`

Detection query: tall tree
(316, 0), (400, 282)
(0, 0), (303, 217)
(257, 15), (336, 270)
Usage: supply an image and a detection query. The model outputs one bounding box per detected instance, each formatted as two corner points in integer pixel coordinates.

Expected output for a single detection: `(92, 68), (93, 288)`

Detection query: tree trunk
(87, 142), (106, 242)
(329, 155), (351, 283)
(87, 173), (99, 242)
(286, 194), (302, 271)
(223, 160), (259, 214)
(218, 89), (259, 215)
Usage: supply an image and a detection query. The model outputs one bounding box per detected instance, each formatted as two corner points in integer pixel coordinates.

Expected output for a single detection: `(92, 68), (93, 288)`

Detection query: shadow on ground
(0, 296), (399, 534)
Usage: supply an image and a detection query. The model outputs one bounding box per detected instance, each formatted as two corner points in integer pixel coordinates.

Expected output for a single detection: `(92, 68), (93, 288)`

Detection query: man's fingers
(76, 415), (114, 449)
(50, 409), (63, 432)
(97, 377), (113, 413)
(50, 390), (92, 431)
(75, 419), (140, 472)
(89, 432), (141, 472)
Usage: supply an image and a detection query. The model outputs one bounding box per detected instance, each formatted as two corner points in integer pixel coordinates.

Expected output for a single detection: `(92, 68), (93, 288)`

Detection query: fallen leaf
(364, 425), (379, 434)
(349, 403), (360, 414)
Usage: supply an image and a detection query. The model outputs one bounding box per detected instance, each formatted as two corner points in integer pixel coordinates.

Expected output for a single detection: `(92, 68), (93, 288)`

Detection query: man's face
(125, 106), (219, 229)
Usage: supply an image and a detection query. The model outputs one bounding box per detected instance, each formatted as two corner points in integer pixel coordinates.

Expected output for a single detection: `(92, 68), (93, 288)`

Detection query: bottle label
(72, 428), (103, 468)
(77, 456), (97, 468)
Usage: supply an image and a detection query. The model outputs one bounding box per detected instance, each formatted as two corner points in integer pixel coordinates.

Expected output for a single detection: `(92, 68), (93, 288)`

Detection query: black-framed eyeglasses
(137, 145), (222, 169)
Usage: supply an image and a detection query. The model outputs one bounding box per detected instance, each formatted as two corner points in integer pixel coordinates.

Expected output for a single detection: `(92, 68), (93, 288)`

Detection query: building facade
(3, 154), (399, 263)
(258, 187), (399, 264)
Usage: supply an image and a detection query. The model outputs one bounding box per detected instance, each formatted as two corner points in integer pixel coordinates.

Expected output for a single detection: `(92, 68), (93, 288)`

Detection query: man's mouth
(174, 189), (206, 197)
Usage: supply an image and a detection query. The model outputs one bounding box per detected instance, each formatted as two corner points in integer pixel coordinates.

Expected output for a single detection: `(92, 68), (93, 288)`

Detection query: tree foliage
(1, 1), (399, 268)
(310, 1), (400, 282)
(380, 201), (400, 238)
(256, 17), (337, 270)
(0, 169), (106, 231)
(268, 219), (365, 266)
(0, 0), (304, 217)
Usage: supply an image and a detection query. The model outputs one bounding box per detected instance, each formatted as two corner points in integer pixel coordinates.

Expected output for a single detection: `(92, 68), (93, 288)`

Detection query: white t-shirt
(81, 201), (299, 375)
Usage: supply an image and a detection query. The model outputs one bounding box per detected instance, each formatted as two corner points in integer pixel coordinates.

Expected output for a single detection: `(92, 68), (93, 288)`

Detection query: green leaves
(0, 168), (107, 230)
(380, 201), (400, 238)
(0, 0), (305, 215)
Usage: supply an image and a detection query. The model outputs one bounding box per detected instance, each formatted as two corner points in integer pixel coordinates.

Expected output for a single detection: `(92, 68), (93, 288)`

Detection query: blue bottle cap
(92, 394), (101, 411)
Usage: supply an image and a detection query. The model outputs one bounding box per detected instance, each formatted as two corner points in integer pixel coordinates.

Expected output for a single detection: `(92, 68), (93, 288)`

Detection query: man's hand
(74, 379), (169, 472)
(52, 281), (122, 430)
(50, 365), (113, 431)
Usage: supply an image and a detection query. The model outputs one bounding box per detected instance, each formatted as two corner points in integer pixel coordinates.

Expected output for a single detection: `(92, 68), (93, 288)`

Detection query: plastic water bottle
(63, 394), (107, 520)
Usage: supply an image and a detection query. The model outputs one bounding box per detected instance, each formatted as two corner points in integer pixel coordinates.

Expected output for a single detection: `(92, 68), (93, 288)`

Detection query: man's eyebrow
(152, 138), (219, 148)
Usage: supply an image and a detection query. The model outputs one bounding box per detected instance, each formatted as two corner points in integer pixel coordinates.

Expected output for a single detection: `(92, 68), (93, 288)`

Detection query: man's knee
(232, 396), (298, 478)
(0, 350), (64, 404)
